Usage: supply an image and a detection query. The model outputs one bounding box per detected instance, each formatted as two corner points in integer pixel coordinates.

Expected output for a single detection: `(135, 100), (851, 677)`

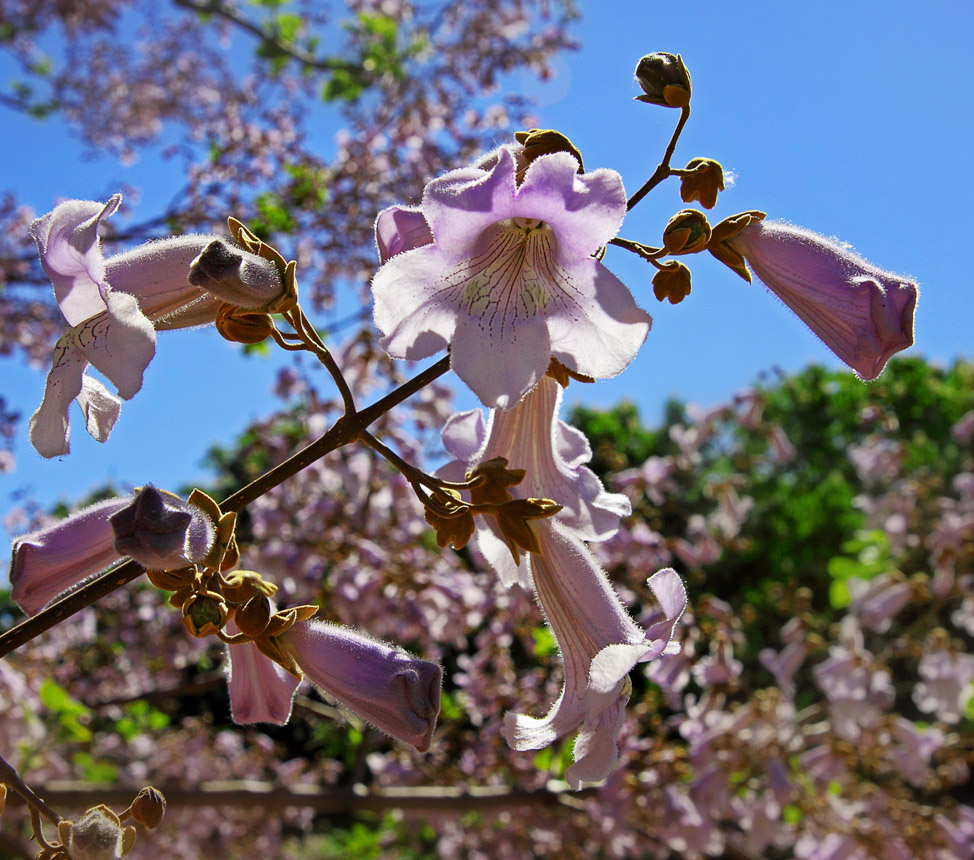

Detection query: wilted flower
(712, 215), (917, 380)
(9, 486), (214, 615)
(29, 195), (285, 456)
(371, 145), (651, 409)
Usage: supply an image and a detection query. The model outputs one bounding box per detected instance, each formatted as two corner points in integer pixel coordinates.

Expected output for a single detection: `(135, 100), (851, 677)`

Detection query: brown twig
(626, 105), (691, 211)
(0, 355), (451, 659)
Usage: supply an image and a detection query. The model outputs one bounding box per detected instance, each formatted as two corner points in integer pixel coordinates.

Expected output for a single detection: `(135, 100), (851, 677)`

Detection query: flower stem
(0, 355), (451, 659)
(626, 105), (691, 211)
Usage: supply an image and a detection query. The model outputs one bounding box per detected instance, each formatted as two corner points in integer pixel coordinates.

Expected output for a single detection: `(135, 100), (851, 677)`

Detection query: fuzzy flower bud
(188, 239), (286, 311)
(66, 805), (135, 860)
(653, 260), (693, 304)
(109, 486), (215, 570)
(634, 52), (691, 108)
(679, 158), (725, 210)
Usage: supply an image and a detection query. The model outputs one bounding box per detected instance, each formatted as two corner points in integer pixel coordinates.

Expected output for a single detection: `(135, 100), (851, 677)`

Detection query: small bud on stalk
(634, 52), (692, 108)
(679, 158), (725, 209)
(662, 209), (712, 255)
(653, 260), (693, 304)
(128, 787), (167, 830)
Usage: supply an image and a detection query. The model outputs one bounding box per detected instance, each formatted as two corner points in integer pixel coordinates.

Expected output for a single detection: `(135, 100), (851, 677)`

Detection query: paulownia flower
(712, 215), (917, 380)
(438, 380), (685, 785)
(29, 195), (286, 457)
(440, 374), (630, 587)
(371, 145), (652, 409)
(226, 619), (442, 751)
(504, 524), (686, 787)
(9, 486), (214, 615)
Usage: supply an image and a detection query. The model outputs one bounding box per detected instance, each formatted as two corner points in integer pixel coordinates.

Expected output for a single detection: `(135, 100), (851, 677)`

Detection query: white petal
(77, 376), (121, 443)
(29, 336), (88, 458)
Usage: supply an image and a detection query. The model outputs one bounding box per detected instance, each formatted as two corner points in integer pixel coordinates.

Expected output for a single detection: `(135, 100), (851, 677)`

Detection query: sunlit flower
(29, 195), (285, 456)
(9, 486), (214, 615)
(227, 619), (442, 752)
(440, 374), (630, 587)
(717, 217), (917, 380)
(372, 145), (652, 408)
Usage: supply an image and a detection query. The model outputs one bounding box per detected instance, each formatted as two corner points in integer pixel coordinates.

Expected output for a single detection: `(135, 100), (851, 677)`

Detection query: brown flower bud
(634, 53), (691, 108)
(662, 209), (712, 255)
(181, 591), (228, 638)
(707, 210), (767, 281)
(215, 304), (275, 344)
(129, 786), (166, 830)
(653, 261), (693, 304)
(235, 593), (273, 638)
(679, 158), (725, 210)
(514, 128), (585, 173)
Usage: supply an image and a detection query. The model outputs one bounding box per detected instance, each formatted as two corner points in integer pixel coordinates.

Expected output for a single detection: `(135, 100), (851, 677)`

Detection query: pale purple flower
(952, 409), (974, 445)
(847, 574), (911, 633)
(29, 195), (284, 457)
(375, 205), (433, 264)
(913, 650), (974, 724)
(440, 376), (630, 587)
(730, 220), (918, 380)
(9, 486), (213, 615)
(224, 618), (300, 726)
(759, 640), (807, 699)
(280, 620), (442, 751)
(371, 145), (652, 408)
(503, 524), (686, 787)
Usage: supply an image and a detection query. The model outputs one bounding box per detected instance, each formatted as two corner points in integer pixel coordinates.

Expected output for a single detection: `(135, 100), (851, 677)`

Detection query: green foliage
(826, 529), (894, 608)
(39, 679), (93, 742)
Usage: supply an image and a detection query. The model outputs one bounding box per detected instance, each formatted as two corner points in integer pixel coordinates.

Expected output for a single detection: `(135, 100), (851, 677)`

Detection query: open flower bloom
(726, 219), (917, 380)
(9, 486), (214, 615)
(441, 375), (631, 587)
(503, 524), (686, 787)
(29, 195), (285, 457)
(371, 145), (652, 408)
(227, 619), (442, 751)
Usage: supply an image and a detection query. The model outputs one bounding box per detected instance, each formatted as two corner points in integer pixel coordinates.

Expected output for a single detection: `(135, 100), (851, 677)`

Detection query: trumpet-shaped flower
(441, 375), (630, 587)
(504, 524), (686, 787)
(438, 379), (685, 785)
(723, 218), (917, 380)
(371, 146), (652, 408)
(226, 619), (442, 751)
(9, 486), (214, 615)
(29, 195), (285, 456)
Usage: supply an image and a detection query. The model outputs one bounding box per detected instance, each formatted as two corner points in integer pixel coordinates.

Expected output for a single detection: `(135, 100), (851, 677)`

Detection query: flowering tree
(1, 3), (965, 859)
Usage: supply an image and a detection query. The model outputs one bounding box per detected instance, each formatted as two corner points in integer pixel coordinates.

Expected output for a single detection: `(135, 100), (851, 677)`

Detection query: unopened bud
(129, 786), (166, 830)
(662, 209), (711, 255)
(514, 128), (584, 173)
(188, 239), (285, 311)
(109, 486), (215, 571)
(182, 591), (228, 638)
(679, 158), (725, 210)
(235, 593), (273, 638)
(634, 52), (691, 108)
(67, 805), (135, 860)
(215, 303), (275, 344)
(653, 261), (692, 304)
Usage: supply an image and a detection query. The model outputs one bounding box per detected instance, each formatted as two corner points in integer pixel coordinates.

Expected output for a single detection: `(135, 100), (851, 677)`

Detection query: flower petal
(30, 195), (120, 326)
(29, 336), (88, 458)
(77, 376), (121, 443)
(375, 205), (433, 263)
(450, 311), (551, 409)
(225, 636), (299, 725)
(546, 258), (652, 380)
(422, 148), (518, 263)
(76, 289), (156, 400)
(516, 152), (628, 263)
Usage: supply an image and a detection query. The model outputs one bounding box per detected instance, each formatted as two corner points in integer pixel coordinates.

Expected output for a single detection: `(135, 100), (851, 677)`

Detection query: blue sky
(2, 0), (972, 517)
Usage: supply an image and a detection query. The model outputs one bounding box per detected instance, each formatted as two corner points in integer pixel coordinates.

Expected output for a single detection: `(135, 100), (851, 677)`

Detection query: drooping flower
(9, 486), (214, 615)
(371, 145), (652, 409)
(29, 195), (286, 457)
(440, 374), (631, 587)
(437, 380), (685, 785)
(501, 524), (686, 787)
(226, 618), (443, 752)
(711, 214), (917, 380)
